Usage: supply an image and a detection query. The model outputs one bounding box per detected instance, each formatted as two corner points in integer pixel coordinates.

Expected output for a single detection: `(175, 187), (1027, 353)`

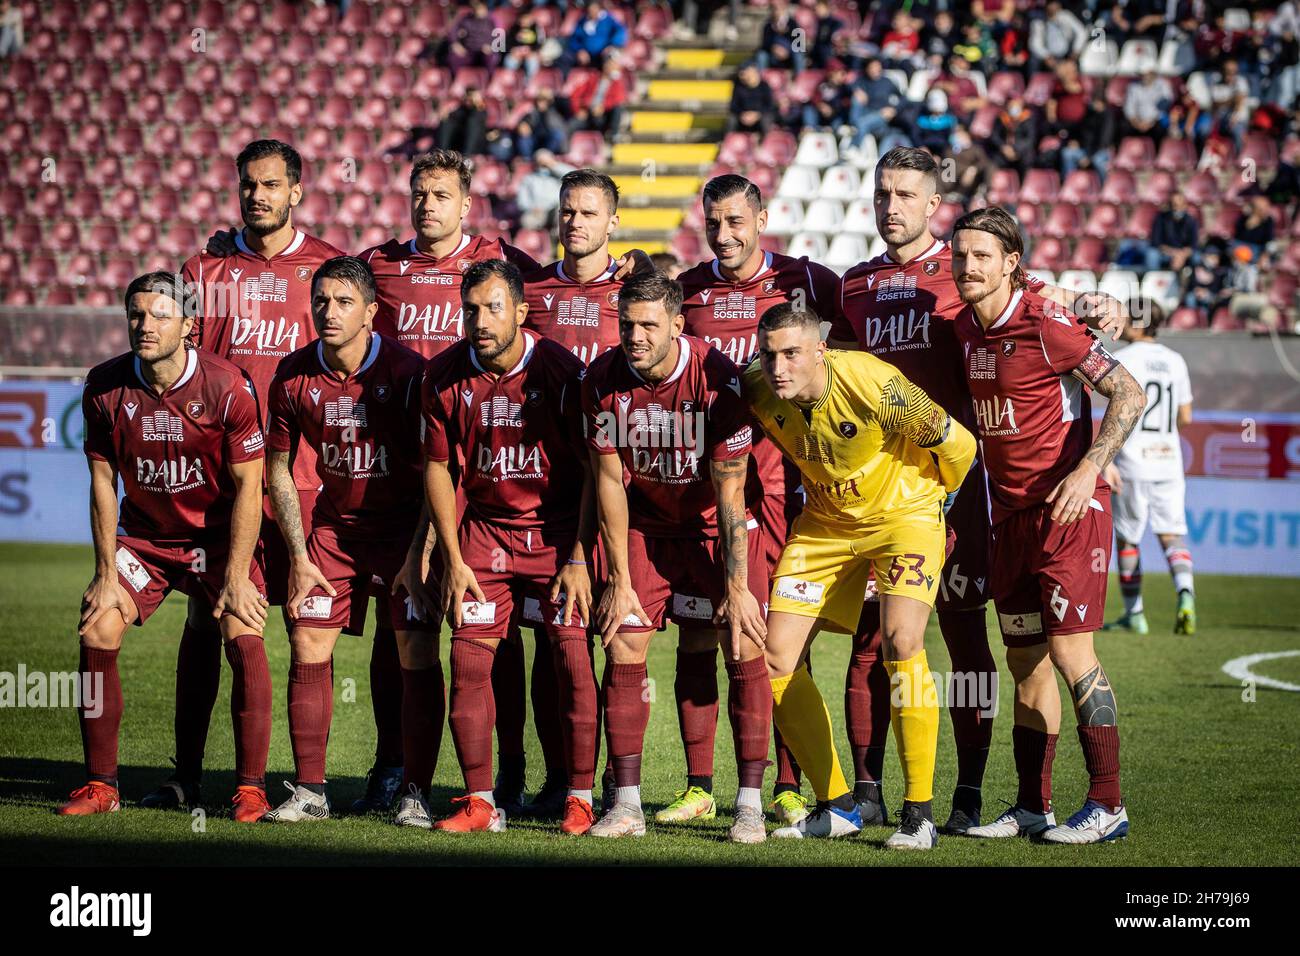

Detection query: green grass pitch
(1, 543), (1297, 866)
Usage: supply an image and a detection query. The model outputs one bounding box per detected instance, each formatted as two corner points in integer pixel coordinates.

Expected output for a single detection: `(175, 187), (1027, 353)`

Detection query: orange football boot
(434, 795), (506, 833)
(57, 782), (120, 816)
(560, 796), (596, 835)
(231, 785), (271, 823)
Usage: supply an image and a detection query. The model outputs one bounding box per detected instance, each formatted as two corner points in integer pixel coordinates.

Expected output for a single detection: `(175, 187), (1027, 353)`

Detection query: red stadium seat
(1020, 168), (1060, 204)
(1114, 136), (1156, 172)
(987, 71), (1025, 106)
(1155, 136), (1197, 172)
(1181, 170), (1218, 205)
(565, 131), (607, 167)
(357, 35), (393, 69)
(987, 168), (1021, 205)
(49, 220), (80, 248)
(295, 192), (334, 231)
(337, 64), (374, 98)
(930, 202), (960, 239)
(396, 96), (430, 130)
(159, 223), (201, 257)
(1137, 169), (1176, 204)
(281, 32), (319, 66)
(179, 188), (221, 225)
(124, 158), (162, 191)
(1210, 306), (1242, 331)
(969, 105), (999, 140)
(1239, 133), (1279, 171)
(1042, 203), (1082, 238)
(142, 124), (183, 160)
(376, 193), (410, 230)
(1084, 202), (1125, 239)
(1069, 237), (1106, 272)
(394, 36), (427, 68)
(376, 66), (411, 100)
(1059, 169), (1101, 204)
(1169, 307), (1205, 330)
(339, 2), (372, 36)
(1098, 169), (1135, 204)
(1204, 204), (1240, 239)
(718, 132), (756, 166)
(182, 126), (222, 161)
(23, 256), (60, 288)
(412, 67), (450, 98)
(88, 222), (120, 251)
(634, 5), (672, 38)
(374, 4), (409, 37)
(0, 185), (24, 219)
(356, 97), (392, 131)
(757, 130), (798, 168)
(43, 288), (77, 307)
(1014, 202), (1044, 236)
(302, 65), (335, 98)
(357, 226), (389, 251)
(510, 229), (552, 263)
(470, 161), (509, 198)
(124, 221), (159, 252)
(1126, 202), (1159, 238)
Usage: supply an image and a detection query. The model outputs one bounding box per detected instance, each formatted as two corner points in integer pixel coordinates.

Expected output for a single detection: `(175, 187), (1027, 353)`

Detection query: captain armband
(1071, 341), (1121, 389)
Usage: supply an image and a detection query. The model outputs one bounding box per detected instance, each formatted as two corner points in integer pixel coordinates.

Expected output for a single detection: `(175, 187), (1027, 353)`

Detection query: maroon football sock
(674, 648), (719, 780)
(725, 656), (772, 790)
(449, 639), (497, 793)
(1078, 725), (1122, 809)
(400, 662), (445, 793)
(846, 605), (890, 783)
(173, 621), (221, 782)
(224, 634), (272, 787)
(1012, 724), (1058, 814)
(773, 723), (802, 789)
(288, 658), (333, 786)
(602, 659), (650, 787)
(531, 633), (567, 781)
(938, 607), (996, 793)
(369, 625), (404, 767)
(79, 645), (123, 784)
(550, 635), (598, 790)
(491, 629), (526, 768)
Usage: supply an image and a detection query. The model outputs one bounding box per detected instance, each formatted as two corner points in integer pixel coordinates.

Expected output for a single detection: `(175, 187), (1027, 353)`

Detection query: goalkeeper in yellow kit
(743, 303), (976, 849)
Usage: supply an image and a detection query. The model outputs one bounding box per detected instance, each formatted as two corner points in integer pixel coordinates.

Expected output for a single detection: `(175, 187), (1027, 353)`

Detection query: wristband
(567, 559), (590, 566)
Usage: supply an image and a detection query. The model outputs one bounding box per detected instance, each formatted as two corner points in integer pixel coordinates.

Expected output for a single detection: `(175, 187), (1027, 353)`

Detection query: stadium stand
(0, 0), (1296, 365)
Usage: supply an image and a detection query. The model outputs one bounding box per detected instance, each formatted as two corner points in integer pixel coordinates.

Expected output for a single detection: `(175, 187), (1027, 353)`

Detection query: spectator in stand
(996, 13), (1031, 71)
(1046, 58), (1090, 142)
(519, 89), (569, 157)
(1165, 83), (1209, 143)
(517, 150), (576, 230)
(756, 0), (805, 74)
(1183, 245), (1231, 314)
(1123, 68), (1174, 143)
(990, 94), (1040, 175)
(810, 1), (844, 69)
(569, 53), (630, 136)
(880, 10), (923, 72)
(1107, 0), (1170, 43)
(503, 7), (548, 79)
(850, 58), (903, 149)
(649, 252), (683, 279)
(974, 0), (1017, 37)
(924, 9), (959, 61)
(934, 53), (985, 119)
(949, 124), (994, 202)
(1267, 2), (1300, 106)
(1194, 12), (1240, 67)
(1233, 193), (1277, 262)
(0, 0), (23, 57)
(1206, 59), (1252, 140)
(1117, 192), (1199, 272)
(563, 1), (628, 69)
(446, 0), (499, 70)
(802, 61), (853, 132)
(436, 89), (489, 157)
(910, 88), (958, 156)
(727, 61), (775, 135)
(1028, 0), (1088, 70)
(954, 20), (999, 72)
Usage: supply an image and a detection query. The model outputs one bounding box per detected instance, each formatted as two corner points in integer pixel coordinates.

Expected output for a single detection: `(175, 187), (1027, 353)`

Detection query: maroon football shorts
(989, 487), (1113, 647)
(450, 518), (587, 640)
(293, 523), (439, 633)
(114, 532), (265, 627)
(616, 521), (768, 634)
(258, 489), (316, 607)
(936, 460), (993, 613)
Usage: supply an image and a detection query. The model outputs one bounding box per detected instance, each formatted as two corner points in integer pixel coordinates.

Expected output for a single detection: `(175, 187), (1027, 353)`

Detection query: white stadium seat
(843, 198), (880, 237)
(1098, 269), (1141, 305)
(1140, 269), (1181, 313)
(1157, 37), (1196, 76)
(794, 130), (838, 169)
(1080, 38), (1119, 77)
(765, 197), (805, 235)
(1027, 269), (1056, 288)
(786, 231), (829, 260)
(906, 67), (939, 102)
(777, 164), (821, 200)
(1116, 39), (1159, 76)
(802, 198), (845, 233)
(1223, 8), (1251, 31)
(818, 164), (861, 201)
(826, 232), (871, 274)
(1057, 270), (1098, 295)
(844, 134), (878, 171)
(883, 69), (909, 97)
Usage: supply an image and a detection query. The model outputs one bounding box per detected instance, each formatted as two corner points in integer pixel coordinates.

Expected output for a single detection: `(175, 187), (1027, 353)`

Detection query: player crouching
(423, 260), (601, 835)
(67, 272), (273, 821)
(262, 257), (439, 823)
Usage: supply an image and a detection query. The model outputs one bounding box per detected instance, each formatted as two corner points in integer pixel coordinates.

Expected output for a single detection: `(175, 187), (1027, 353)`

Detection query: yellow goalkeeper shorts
(768, 506), (946, 633)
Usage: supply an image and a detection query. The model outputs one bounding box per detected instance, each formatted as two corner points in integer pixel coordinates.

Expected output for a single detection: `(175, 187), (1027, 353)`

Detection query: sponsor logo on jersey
(725, 425), (752, 453)
(556, 295), (603, 327)
(477, 442), (543, 479)
(242, 431), (265, 454)
(409, 270), (456, 285)
(140, 410), (184, 442)
(999, 610), (1043, 636)
(699, 289), (712, 303)
(874, 273), (917, 302)
(243, 271), (289, 303)
(124, 401), (138, 421)
(309, 387), (321, 406)
(397, 301), (462, 338)
(116, 547), (151, 592)
(672, 593), (714, 620)
(319, 440), (389, 477)
(399, 261), (412, 275)
(861, 308), (931, 352)
(324, 395), (367, 428)
(972, 394), (1017, 435)
(299, 595), (334, 620)
(969, 347), (997, 379)
(135, 455), (205, 492)
(703, 333), (757, 365)
(460, 601), (497, 625)
(774, 577), (823, 605)
(229, 314), (302, 354)
(542, 293), (555, 310)
(461, 388), (474, 408)
(795, 433), (835, 464)
(480, 395), (522, 428)
(713, 290), (756, 320)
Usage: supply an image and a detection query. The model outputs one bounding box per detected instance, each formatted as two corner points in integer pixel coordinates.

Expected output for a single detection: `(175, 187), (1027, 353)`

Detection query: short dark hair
(461, 258), (525, 310)
(410, 149), (473, 196)
(952, 205), (1027, 289)
(702, 174), (763, 213)
(618, 271), (683, 318)
(124, 271), (187, 314)
(758, 301), (822, 335)
(877, 145), (941, 195)
(560, 168), (620, 213)
(236, 139), (302, 185)
(648, 252), (681, 272)
(312, 256), (377, 305)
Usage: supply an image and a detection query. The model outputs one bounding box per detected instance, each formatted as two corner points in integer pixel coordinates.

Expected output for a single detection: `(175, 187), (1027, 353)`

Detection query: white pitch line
(1222, 650), (1300, 692)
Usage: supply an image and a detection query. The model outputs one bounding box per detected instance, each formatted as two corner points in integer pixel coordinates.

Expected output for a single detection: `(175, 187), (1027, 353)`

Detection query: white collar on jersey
(407, 233), (471, 259)
(133, 347), (198, 393)
(557, 256), (617, 284)
(711, 251), (772, 284)
(988, 289), (1024, 331)
(883, 237), (946, 266)
(316, 331), (382, 376)
(236, 228), (305, 258)
(627, 335), (691, 386)
(469, 327), (537, 377)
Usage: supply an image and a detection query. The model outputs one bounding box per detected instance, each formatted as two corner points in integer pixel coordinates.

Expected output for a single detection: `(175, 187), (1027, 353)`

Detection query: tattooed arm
(709, 455), (767, 661)
(268, 449), (334, 619)
(1046, 361), (1145, 524)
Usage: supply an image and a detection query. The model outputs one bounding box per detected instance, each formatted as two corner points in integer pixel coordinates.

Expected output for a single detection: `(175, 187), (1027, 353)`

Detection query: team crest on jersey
(295, 266), (311, 282)
(680, 399), (696, 416)
(762, 279), (776, 294)
(924, 260), (939, 276)
(458, 259), (472, 272)
(1002, 340), (1016, 356)
(373, 384), (390, 403)
(838, 420), (857, 438)
(607, 291), (619, 307)
(526, 388), (542, 406)
(185, 401), (205, 420)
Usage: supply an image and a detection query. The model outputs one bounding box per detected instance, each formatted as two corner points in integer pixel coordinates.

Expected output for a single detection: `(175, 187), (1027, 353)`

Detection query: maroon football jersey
(82, 348), (265, 540)
(361, 234), (540, 359)
(678, 251), (839, 505)
(522, 257), (623, 367)
(423, 329), (586, 530)
(267, 333), (425, 537)
(582, 334), (752, 538)
(954, 288), (1105, 522)
(831, 239), (1048, 424)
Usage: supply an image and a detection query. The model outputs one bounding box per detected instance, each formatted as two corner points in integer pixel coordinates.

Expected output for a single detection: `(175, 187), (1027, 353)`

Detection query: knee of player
(1004, 643), (1050, 682)
(395, 630), (440, 668)
(80, 616), (127, 651)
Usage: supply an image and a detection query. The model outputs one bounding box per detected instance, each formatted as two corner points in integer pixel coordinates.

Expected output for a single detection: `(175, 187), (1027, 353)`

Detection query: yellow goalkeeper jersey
(743, 349), (975, 531)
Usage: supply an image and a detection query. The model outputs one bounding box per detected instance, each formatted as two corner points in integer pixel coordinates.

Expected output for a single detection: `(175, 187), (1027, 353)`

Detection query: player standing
(1102, 302), (1196, 635)
(664, 174), (840, 826)
(65, 272), (271, 821)
(423, 259), (601, 835)
(583, 272), (772, 842)
(142, 140), (344, 812)
(950, 207), (1144, 844)
(745, 304), (976, 849)
(262, 257), (436, 823)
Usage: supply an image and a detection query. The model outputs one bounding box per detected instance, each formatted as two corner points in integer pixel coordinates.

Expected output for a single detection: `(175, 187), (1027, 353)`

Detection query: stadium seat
(718, 132), (756, 166)
(1069, 238), (1107, 272)
(1205, 204), (1240, 239)
(1116, 39), (1160, 75)
(777, 165), (822, 200)
(1114, 136), (1157, 172)
(1141, 270), (1182, 313)
(986, 71), (1025, 106)
(802, 199), (845, 233)
(1042, 203), (1083, 239)
(1056, 269), (1099, 295)
(1080, 39), (1120, 76)
(1157, 37), (1197, 76)
(1098, 169), (1136, 205)
(842, 199), (879, 237)
(818, 164), (860, 201)
(1137, 170), (1176, 204)
(1168, 307), (1205, 330)
(1240, 133), (1279, 172)
(1098, 269), (1141, 305)
(1210, 306), (1242, 332)
(930, 202), (961, 239)
(794, 130), (838, 169)
(565, 131), (607, 168)
(1154, 137), (1197, 172)
(969, 105), (999, 139)
(1014, 202), (1044, 237)
(756, 130), (799, 168)
(1126, 202), (1159, 239)
(1181, 170), (1218, 205)
(1059, 169), (1101, 204)
(1084, 203), (1126, 240)
(786, 232), (829, 260)
(987, 168), (1021, 206)
(826, 233), (871, 274)
(764, 198), (805, 236)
